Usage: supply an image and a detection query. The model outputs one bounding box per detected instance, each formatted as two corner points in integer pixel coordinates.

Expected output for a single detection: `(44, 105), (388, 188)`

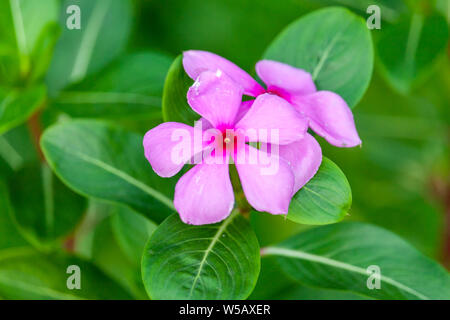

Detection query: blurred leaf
(264, 222), (450, 300)
(0, 181), (28, 250)
(0, 249), (132, 299)
(249, 257), (367, 299)
(135, 0), (314, 71)
(76, 211), (148, 299)
(323, 73), (446, 258)
(7, 163), (86, 246)
(0, 85), (46, 135)
(162, 55), (199, 125)
(46, 0), (132, 94)
(0, 0), (59, 84)
(29, 23), (61, 83)
(377, 12), (448, 93)
(0, 125), (37, 176)
(287, 157), (352, 225)
(142, 212), (260, 299)
(111, 205), (156, 266)
(264, 6), (373, 108)
(41, 119), (176, 223)
(53, 52), (173, 118)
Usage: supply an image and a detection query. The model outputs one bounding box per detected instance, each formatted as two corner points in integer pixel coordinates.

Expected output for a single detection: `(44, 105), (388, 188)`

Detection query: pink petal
(234, 145), (294, 214)
(255, 60), (316, 98)
(183, 50), (265, 96)
(143, 122), (206, 177)
(235, 93), (308, 145)
(187, 70), (243, 129)
(174, 158), (234, 225)
(277, 133), (322, 194)
(235, 100), (254, 123)
(293, 91), (362, 147)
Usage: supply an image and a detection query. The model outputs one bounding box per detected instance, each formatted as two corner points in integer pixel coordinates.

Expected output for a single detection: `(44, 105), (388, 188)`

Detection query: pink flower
(143, 70), (313, 225)
(183, 50), (362, 148)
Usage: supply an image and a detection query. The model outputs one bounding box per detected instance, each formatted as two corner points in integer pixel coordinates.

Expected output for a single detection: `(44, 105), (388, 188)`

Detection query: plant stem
(27, 108), (45, 162)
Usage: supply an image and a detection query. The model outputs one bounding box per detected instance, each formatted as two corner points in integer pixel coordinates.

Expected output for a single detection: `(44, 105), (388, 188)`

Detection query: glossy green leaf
(142, 212), (260, 299)
(377, 12), (448, 93)
(46, 0), (132, 94)
(0, 249), (132, 299)
(0, 85), (46, 135)
(264, 222), (450, 300)
(111, 205), (156, 266)
(263, 7), (374, 108)
(7, 163), (86, 246)
(162, 55), (200, 125)
(53, 52), (173, 118)
(287, 157), (352, 225)
(41, 119), (176, 223)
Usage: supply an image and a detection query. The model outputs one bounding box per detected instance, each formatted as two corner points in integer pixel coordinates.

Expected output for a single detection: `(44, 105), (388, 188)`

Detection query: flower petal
(183, 50), (265, 96)
(235, 100), (254, 123)
(187, 70), (243, 129)
(277, 133), (322, 194)
(143, 122), (204, 177)
(235, 93), (308, 144)
(255, 60), (316, 98)
(293, 91), (362, 147)
(174, 158), (234, 225)
(234, 145), (294, 214)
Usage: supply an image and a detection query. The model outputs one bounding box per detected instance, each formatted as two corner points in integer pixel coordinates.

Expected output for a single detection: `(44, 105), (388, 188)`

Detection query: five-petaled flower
(143, 50), (362, 225)
(144, 70), (312, 225)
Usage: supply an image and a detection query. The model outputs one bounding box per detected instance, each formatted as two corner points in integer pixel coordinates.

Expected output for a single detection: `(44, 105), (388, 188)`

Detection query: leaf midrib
(263, 246), (429, 300)
(69, 0), (111, 82)
(44, 139), (175, 211)
(9, 0), (28, 55)
(188, 211), (238, 299)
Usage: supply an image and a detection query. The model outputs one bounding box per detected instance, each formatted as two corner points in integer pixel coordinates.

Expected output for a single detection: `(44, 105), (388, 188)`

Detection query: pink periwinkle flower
(143, 70), (317, 225)
(183, 50), (362, 148)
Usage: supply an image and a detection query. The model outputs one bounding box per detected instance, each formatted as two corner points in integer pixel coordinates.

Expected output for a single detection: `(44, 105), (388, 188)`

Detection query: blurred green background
(0, 0), (448, 299)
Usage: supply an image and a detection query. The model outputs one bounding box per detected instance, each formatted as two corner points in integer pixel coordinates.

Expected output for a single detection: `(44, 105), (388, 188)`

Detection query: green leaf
(52, 52), (173, 118)
(46, 0), (132, 94)
(0, 181), (29, 250)
(40, 119), (176, 223)
(0, 85), (46, 135)
(111, 205), (156, 266)
(287, 157), (351, 225)
(142, 212), (260, 299)
(0, 125), (37, 176)
(28, 23), (61, 83)
(0, 0), (59, 83)
(162, 55), (200, 125)
(75, 209), (149, 299)
(377, 12), (448, 93)
(263, 7), (373, 108)
(249, 257), (367, 300)
(264, 222), (450, 300)
(0, 249), (133, 299)
(307, 0), (408, 22)
(7, 163), (86, 246)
